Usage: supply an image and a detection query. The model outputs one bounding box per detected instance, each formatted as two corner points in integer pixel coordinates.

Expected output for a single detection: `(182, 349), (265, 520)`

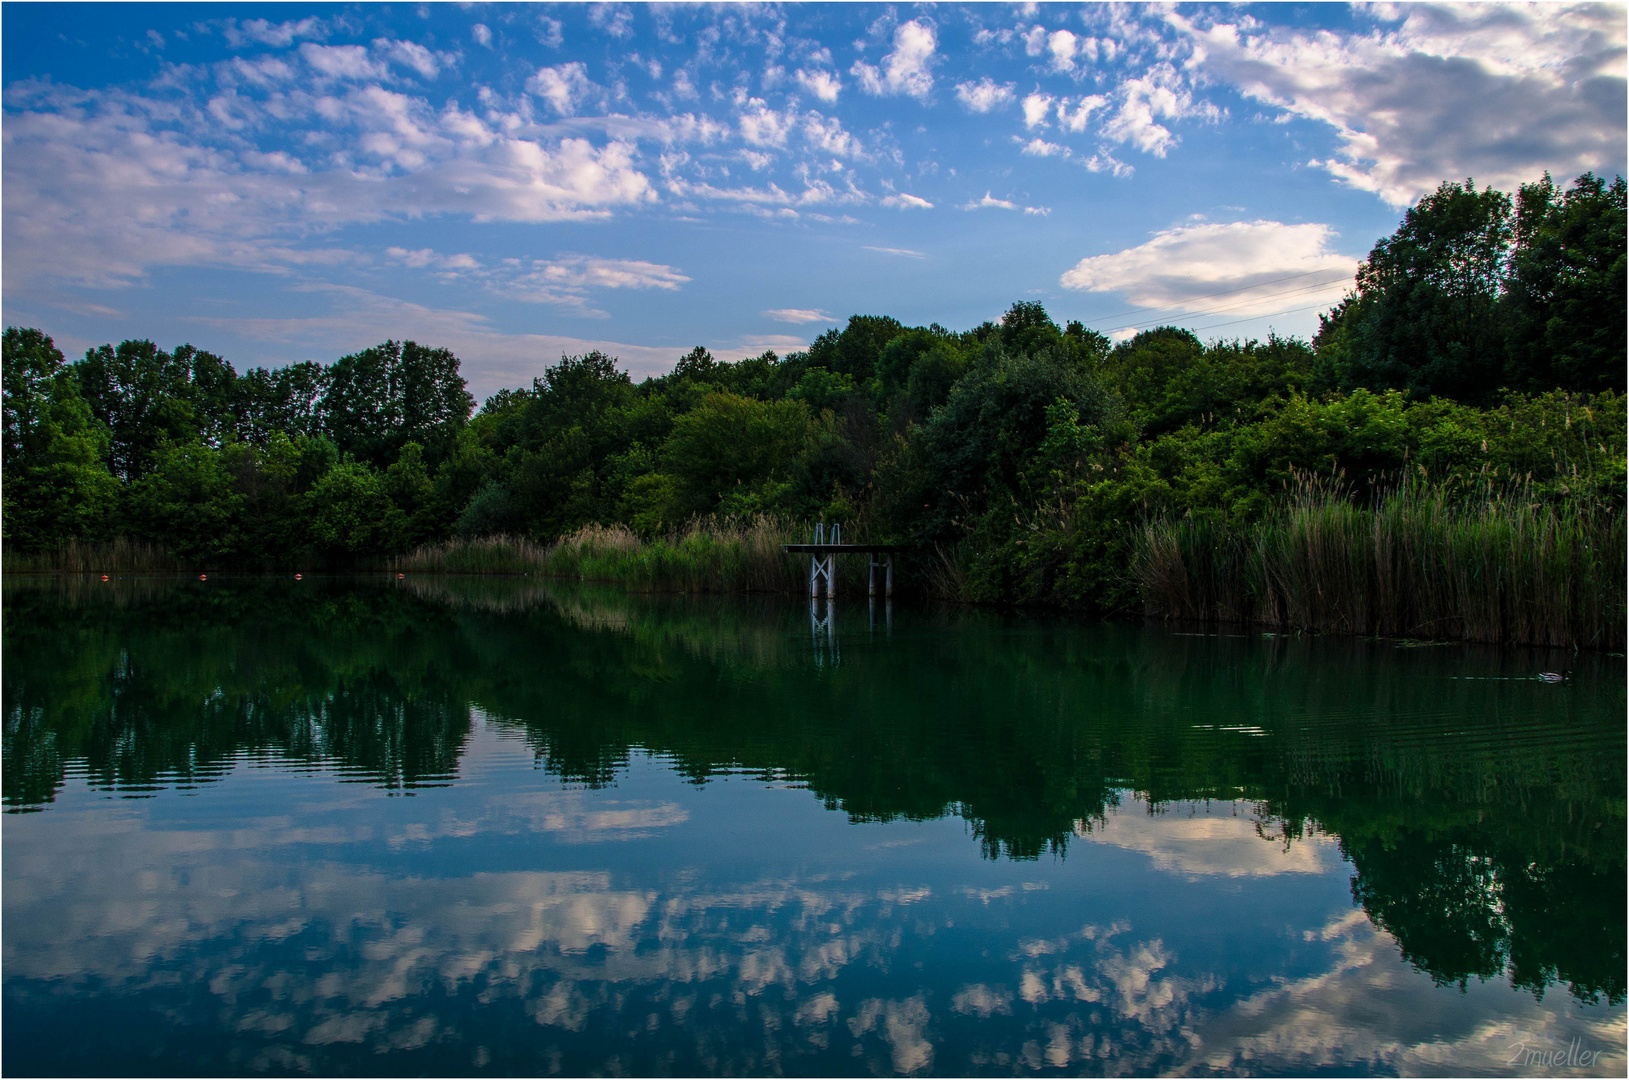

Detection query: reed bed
(393, 534), (549, 575)
(396, 516), (841, 594)
(542, 517), (812, 593)
(1135, 481), (1626, 650)
(2, 536), (180, 575)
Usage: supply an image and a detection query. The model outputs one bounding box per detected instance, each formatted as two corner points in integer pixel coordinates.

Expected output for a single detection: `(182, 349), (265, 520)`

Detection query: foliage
(2, 172), (1623, 645)
(1319, 173), (1626, 402)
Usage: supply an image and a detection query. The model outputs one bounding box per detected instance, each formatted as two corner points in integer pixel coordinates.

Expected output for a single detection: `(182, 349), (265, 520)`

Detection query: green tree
(75, 339), (236, 479)
(307, 461), (405, 557)
(661, 391), (811, 516)
(234, 361), (326, 443)
(805, 315), (904, 382)
(1318, 179), (1513, 402)
(124, 443), (244, 562)
(2, 328), (120, 548)
(876, 345), (1123, 548)
(1502, 172), (1627, 394)
(323, 340), (473, 468)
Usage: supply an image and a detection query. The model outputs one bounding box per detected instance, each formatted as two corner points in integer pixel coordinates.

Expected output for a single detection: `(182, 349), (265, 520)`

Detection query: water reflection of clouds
(1077, 795), (1336, 877)
(1181, 910), (1629, 1076)
(386, 792), (690, 847)
(6, 740), (1622, 1076)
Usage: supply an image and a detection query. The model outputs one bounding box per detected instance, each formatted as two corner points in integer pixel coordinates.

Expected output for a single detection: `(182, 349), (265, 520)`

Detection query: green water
(3, 575), (1624, 1076)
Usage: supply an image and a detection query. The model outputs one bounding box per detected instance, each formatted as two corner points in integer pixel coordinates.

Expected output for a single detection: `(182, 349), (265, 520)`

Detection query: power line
(1079, 265), (1356, 327)
(1184, 301), (1337, 335)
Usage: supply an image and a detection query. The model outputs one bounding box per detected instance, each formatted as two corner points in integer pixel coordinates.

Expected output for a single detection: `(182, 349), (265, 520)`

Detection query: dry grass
(395, 516), (853, 594)
(393, 534), (548, 575)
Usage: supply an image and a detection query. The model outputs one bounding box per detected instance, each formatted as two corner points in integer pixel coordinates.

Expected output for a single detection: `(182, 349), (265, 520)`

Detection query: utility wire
(1079, 265), (1357, 327)
(1183, 301), (1338, 334)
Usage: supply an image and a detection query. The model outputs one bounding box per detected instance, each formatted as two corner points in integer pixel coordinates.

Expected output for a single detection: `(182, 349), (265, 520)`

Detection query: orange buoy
(101, 574), (109, 581)
(199, 574), (207, 581)
(294, 573), (302, 580)
(397, 573), (405, 579)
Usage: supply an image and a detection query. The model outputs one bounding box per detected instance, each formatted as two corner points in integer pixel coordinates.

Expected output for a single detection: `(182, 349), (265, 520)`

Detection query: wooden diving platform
(785, 526), (904, 598)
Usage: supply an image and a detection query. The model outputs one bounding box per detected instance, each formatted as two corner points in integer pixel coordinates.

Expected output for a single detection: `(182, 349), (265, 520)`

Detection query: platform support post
(886, 554), (894, 598)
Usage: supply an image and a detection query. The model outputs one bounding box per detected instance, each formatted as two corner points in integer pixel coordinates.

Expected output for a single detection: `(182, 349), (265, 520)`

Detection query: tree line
(4, 173), (1624, 604)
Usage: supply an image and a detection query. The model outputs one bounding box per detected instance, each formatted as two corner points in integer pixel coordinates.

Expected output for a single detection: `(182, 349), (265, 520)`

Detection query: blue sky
(4, 2), (1624, 400)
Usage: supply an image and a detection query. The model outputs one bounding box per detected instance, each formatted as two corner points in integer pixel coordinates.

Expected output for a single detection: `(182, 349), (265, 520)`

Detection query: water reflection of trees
(3, 574), (1622, 1003)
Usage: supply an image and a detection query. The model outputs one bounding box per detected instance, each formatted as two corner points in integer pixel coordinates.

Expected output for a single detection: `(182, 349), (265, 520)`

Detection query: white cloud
(384, 247), (480, 272)
(471, 23), (492, 48)
(1174, 4), (1628, 205)
(1048, 29), (1081, 72)
(795, 68), (841, 103)
(300, 43), (388, 82)
(964, 192), (1019, 211)
(961, 191), (1046, 214)
(880, 192), (933, 209)
(739, 100), (795, 148)
(588, 3), (634, 40)
(1021, 138), (1068, 158)
(863, 246), (924, 258)
(219, 55), (298, 89)
(374, 39), (447, 80)
(221, 17), (327, 49)
(763, 308), (833, 324)
(1022, 93), (1052, 129)
(802, 112), (862, 157)
(1059, 220), (1358, 317)
(530, 255), (689, 291)
(851, 19), (937, 101)
(1082, 149), (1133, 178)
(490, 255), (690, 312)
(1, 81), (658, 293)
(955, 77), (1015, 113)
(1099, 64), (1214, 157)
(1056, 95), (1108, 133)
(528, 62), (596, 116)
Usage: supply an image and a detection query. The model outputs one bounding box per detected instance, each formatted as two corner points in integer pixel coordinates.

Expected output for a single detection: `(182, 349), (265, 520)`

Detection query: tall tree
(1319, 179), (1513, 403)
(2, 328), (119, 547)
(75, 339), (236, 479)
(805, 315), (905, 382)
(234, 362), (327, 444)
(1502, 172), (1627, 394)
(322, 340), (473, 467)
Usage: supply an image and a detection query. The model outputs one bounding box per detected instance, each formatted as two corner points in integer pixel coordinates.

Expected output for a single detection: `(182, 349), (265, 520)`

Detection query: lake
(3, 575), (1623, 1076)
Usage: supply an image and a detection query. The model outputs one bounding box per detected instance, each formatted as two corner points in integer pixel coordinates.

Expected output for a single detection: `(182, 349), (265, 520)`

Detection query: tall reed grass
(1134, 479), (1625, 649)
(2, 537), (180, 575)
(392, 534), (549, 575)
(396, 516), (849, 594)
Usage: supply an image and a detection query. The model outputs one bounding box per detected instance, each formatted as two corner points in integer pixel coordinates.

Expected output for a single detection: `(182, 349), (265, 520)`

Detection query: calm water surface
(3, 576), (1624, 1076)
